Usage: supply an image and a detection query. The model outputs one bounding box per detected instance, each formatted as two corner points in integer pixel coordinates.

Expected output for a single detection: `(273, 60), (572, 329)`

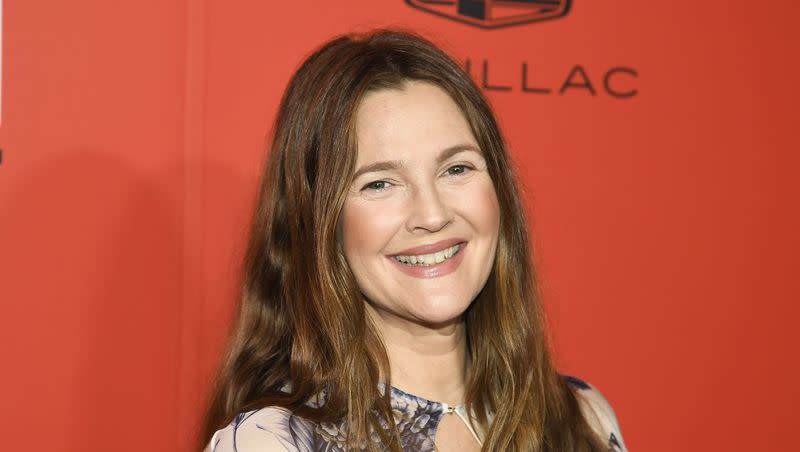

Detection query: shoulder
(204, 407), (315, 452)
(563, 375), (628, 452)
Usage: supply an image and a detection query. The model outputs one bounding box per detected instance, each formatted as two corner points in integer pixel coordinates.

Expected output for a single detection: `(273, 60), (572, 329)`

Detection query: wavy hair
(198, 29), (607, 451)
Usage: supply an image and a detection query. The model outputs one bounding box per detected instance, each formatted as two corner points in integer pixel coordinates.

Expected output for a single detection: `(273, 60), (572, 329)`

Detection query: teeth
(393, 243), (463, 267)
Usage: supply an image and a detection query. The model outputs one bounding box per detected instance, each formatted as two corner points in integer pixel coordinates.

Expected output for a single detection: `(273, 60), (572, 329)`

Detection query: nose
(405, 183), (454, 233)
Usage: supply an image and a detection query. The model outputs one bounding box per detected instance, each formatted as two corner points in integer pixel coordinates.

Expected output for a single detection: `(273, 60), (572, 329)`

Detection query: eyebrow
(352, 144), (482, 180)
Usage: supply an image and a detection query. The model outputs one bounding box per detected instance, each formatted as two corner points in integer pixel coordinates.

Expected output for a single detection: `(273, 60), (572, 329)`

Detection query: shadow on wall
(1, 148), (185, 451)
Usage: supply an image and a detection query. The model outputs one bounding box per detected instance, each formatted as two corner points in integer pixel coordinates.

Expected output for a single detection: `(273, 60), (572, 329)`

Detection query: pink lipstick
(387, 241), (467, 279)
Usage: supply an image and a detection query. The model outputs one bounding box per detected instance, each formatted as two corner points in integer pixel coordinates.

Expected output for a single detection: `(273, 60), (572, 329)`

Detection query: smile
(387, 242), (468, 279)
(392, 243), (464, 267)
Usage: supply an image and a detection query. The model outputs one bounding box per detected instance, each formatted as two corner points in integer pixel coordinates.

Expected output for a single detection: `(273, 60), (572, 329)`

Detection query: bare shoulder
(204, 406), (315, 452)
(563, 375), (628, 452)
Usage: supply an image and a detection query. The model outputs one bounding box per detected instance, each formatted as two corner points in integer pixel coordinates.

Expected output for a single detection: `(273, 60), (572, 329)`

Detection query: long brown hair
(198, 29), (607, 451)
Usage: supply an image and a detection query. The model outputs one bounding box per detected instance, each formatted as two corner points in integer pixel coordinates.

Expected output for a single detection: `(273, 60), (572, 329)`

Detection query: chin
(408, 297), (472, 326)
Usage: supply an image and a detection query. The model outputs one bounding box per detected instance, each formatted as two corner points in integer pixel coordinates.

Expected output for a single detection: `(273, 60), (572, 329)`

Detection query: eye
(361, 180), (393, 192)
(445, 164), (474, 176)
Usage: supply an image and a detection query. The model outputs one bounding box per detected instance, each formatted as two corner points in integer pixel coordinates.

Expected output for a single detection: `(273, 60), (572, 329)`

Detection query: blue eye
(362, 180), (391, 192)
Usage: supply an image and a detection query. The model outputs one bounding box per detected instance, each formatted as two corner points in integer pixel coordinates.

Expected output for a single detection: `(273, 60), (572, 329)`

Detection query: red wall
(1, 1), (798, 451)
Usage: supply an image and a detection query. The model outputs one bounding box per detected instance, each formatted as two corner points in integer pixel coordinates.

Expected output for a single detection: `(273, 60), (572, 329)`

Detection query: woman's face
(339, 80), (500, 327)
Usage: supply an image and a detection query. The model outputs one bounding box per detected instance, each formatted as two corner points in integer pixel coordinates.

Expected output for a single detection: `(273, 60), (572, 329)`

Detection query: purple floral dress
(205, 375), (626, 451)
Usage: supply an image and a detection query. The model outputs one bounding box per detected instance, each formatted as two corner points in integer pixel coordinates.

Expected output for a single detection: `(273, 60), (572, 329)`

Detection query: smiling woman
(341, 81), (500, 327)
(198, 29), (626, 452)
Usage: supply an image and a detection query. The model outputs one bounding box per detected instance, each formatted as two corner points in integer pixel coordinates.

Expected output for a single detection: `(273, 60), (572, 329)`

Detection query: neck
(366, 303), (469, 407)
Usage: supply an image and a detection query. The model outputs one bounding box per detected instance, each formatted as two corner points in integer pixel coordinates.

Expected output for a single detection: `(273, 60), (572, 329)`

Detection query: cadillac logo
(405, 0), (572, 29)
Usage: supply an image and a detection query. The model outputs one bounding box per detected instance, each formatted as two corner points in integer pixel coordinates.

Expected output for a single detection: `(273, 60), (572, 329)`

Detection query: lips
(389, 238), (467, 256)
(387, 241), (468, 279)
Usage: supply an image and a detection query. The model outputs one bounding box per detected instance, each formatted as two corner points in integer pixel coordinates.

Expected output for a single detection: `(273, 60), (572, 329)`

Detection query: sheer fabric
(205, 375), (627, 451)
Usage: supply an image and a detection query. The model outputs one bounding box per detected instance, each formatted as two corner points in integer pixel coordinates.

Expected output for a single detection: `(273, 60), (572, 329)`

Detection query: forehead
(354, 81), (477, 165)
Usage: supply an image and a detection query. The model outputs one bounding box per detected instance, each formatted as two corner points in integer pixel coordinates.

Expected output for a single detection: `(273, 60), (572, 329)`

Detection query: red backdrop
(1, 1), (798, 451)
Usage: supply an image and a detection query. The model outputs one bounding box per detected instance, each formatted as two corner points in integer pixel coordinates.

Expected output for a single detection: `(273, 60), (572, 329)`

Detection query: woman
(199, 29), (626, 451)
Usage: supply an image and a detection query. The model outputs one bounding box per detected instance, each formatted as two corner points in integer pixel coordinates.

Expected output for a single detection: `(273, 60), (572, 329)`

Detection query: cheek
(456, 177), (501, 234)
(340, 200), (401, 261)
(481, 183), (501, 230)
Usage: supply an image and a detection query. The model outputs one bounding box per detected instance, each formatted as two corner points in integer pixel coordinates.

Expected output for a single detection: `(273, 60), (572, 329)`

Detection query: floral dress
(205, 375), (627, 451)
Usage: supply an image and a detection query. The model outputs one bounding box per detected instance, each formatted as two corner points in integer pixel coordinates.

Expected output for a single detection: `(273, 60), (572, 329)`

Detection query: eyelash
(360, 164), (474, 192)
